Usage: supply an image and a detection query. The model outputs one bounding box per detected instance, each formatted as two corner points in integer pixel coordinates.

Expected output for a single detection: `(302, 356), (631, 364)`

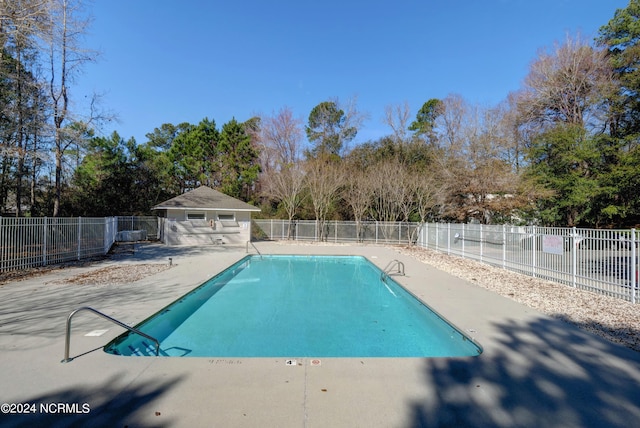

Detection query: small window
(187, 212), (205, 220)
(218, 213), (239, 227)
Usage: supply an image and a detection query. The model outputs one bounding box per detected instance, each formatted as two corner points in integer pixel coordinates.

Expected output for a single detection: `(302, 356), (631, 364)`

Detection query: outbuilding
(153, 186), (261, 246)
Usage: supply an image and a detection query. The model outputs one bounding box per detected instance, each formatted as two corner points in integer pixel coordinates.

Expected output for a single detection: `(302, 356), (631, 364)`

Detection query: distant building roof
(152, 186), (261, 212)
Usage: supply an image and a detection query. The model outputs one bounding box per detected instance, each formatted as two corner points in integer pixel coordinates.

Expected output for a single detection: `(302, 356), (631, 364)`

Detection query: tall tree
(524, 124), (603, 226)
(145, 122), (190, 151)
(142, 122), (190, 196)
(383, 101), (411, 146)
(429, 95), (530, 223)
(45, 0), (98, 216)
(517, 35), (614, 129)
(218, 118), (260, 200)
(595, 1), (640, 226)
(257, 107), (306, 234)
(259, 106), (304, 172)
(70, 131), (134, 215)
(597, 0), (640, 138)
(409, 98), (443, 143)
(516, 35), (624, 226)
(0, 0), (50, 215)
(168, 118), (219, 192)
(305, 98), (363, 159)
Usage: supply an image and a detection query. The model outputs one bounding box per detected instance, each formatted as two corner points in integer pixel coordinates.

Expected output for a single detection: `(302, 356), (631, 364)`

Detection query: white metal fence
(116, 216), (159, 240)
(253, 220), (639, 303)
(0, 217), (118, 273)
(254, 219), (418, 244)
(4, 216), (636, 304)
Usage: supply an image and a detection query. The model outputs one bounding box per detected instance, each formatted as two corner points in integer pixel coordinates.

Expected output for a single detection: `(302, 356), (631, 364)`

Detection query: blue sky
(76, 0), (629, 146)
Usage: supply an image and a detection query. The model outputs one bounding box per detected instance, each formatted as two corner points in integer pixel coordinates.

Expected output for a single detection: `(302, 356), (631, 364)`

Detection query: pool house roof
(152, 186), (261, 212)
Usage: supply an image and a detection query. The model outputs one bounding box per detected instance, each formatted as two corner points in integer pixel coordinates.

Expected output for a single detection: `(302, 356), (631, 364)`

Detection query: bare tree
(341, 163), (373, 242)
(303, 158), (344, 241)
(413, 169), (440, 223)
(517, 34), (614, 130)
(498, 93), (530, 174)
(261, 164), (306, 239)
(0, 0), (49, 47)
(437, 94), (467, 153)
(383, 101), (411, 146)
(432, 95), (529, 223)
(335, 95), (368, 155)
(45, 0), (97, 216)
(368, 158), (409, 239)
(1, 0), (50, 215)
(259, 106), (304, 172)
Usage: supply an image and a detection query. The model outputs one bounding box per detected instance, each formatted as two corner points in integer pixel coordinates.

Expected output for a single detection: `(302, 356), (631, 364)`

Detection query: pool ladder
(381, 259), (405, 281)
(61, 306), (160, 363)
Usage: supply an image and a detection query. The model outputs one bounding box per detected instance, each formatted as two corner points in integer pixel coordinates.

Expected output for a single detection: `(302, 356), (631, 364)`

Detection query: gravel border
(46, 264), (173, 286)
(397, 245), (640, 353)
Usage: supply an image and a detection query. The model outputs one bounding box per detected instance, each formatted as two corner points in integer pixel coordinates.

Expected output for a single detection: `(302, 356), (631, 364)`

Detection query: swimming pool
(104, 255), (482, 358)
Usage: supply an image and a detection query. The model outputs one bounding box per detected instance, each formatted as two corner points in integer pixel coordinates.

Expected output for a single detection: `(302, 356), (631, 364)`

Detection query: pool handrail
(381, 259), (405, 280)
(246, 240), (263, 259)
(61, 306), (160, 363)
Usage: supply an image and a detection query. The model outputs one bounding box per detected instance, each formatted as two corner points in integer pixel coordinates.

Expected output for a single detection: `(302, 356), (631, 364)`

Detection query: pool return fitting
(61, 306), (160, 363)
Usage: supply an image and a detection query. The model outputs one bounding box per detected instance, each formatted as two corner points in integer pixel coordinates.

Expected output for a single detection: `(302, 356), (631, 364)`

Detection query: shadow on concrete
(408, 316), (640, 427)
(0, 242), (245, 283)
(0, 242), (249, 352)
(0, 373), (184, 428)
(0, 272), (187, 344)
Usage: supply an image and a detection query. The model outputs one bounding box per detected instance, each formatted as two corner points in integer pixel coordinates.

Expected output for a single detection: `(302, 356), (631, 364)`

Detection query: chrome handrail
(381, 259), (405, 280)
(61, 306), (160, 363)
(246, 240), (263, 259)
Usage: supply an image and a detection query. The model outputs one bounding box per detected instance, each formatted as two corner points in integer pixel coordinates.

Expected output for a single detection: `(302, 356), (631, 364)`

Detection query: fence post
(423, 222), (427, 249)
(480, 224), (484, 262)
(632, 228), (637, 304)
(107, 217), (112, 253)
(435, 223), (439, 251)
(375, 221), (379, 244)
(502, 224), (506, 269)
(571, 226), (577, 288)
(447, 223), (451, 255)
(42, 217), (47, 266)
(532, 225), (537, 278)
(77, 217), (82, 260)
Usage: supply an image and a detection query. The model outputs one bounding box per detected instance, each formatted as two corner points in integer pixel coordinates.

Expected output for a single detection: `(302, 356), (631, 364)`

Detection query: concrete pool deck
(0, 241), (639, 427)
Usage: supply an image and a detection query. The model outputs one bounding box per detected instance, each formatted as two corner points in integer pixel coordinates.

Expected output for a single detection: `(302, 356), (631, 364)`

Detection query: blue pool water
(104, 255), (482, 358)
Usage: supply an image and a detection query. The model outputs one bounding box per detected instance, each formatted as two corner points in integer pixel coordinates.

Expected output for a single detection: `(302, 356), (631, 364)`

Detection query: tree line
(2, 1), (640, 229)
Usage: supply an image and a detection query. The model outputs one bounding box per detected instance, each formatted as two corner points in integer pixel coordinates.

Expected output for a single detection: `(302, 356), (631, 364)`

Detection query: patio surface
(0, 241), (639, 427)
